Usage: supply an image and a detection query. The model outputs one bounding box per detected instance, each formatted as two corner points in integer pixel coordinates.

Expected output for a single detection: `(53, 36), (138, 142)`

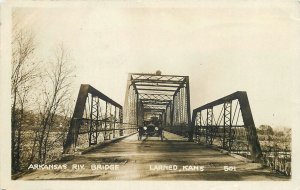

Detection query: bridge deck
(20, 132), (289, 180)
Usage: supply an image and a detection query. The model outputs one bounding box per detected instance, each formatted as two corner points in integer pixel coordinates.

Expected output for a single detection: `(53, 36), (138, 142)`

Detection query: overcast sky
(13, 0), (300, 128)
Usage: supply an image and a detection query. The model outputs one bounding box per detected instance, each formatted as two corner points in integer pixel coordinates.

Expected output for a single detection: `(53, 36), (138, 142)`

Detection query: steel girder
(63, 84), (123, 154)
(191, 91), (262, 161)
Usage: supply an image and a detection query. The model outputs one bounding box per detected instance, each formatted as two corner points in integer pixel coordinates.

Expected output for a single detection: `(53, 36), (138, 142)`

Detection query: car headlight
(143, 126), (147, 130)
(155, 127), (159, 130)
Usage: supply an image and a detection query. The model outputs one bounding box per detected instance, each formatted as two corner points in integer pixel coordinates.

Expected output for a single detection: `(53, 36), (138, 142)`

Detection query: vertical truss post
(168, 101), (172, 126)
(113, 106), (116, 138)
(89, 95), (100, 146)
(119, 108), (123, 123)
(104, 101), (108, 140)
(119, 108), (123, 136)
(185, 77), (192, 141)
(199, 111), (203, 141)
(206, 108), (213, 145)
(96, 97), (99, 142)
(223, 101), (232, 150)
(88, 95), (93, 146)
(109, 103), (112, 139)
(136, 93), (139, 129)
(171, 94), (175, 128)
(132, 90), (136, 133)
(177, 94), (180, 125)
(179, 89), (183, 123)
(169, 102), (172, 126)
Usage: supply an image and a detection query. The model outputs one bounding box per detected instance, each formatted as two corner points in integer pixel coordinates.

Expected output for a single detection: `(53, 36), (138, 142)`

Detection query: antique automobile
(138, 117), (163, 141)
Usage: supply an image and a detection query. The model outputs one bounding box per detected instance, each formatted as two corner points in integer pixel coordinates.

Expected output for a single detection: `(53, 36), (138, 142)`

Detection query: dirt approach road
(20, 132), (289, 180)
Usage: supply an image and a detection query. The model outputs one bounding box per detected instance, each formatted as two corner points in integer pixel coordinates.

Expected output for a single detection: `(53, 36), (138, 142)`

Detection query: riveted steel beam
(135, 84), (180, 88)
(136, 88), (177, 92)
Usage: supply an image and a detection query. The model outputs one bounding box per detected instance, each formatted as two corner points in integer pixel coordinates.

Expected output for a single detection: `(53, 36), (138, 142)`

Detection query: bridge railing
(191, 91), (262, 161)
(71, 121), (137, 151)
(63, 84), (137, 154)
(261, 150), (291, 176)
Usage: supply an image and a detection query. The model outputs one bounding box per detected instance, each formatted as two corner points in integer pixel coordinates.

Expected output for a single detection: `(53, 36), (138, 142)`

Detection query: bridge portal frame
(124, 73), (192, 139)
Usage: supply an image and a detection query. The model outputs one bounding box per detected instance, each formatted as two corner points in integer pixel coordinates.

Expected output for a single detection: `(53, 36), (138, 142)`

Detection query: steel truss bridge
(64, 73), (192, 153)
(62, 72), (290, 176)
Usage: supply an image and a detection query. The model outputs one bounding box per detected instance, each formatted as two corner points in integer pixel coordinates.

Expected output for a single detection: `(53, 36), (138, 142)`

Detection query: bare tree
(11, 18), (39, 172)
(36, 43), (75, 163)
(11, 12), (75, 173)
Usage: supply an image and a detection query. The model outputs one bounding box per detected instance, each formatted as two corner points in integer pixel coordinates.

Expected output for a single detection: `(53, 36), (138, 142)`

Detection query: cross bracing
(123, 73), (191, 138)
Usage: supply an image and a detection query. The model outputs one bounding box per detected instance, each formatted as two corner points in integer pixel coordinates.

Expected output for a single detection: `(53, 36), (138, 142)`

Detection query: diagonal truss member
(63, 84), (123, 154)
(191, 91), (262, 161)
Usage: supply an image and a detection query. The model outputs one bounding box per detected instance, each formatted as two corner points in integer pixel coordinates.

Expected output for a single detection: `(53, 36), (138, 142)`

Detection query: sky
(12, 0), (300, 128)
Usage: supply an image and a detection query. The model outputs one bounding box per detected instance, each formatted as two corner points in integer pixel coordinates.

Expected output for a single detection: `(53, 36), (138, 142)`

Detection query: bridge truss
(63, 74), (264, 163)
(123, 73), (191, 138)
(191, 91), (262, 161)
(63, 84), (128, 153)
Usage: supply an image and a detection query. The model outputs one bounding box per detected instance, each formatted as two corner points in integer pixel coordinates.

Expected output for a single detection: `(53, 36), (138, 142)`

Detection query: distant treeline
(256, 125), (291, 151)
